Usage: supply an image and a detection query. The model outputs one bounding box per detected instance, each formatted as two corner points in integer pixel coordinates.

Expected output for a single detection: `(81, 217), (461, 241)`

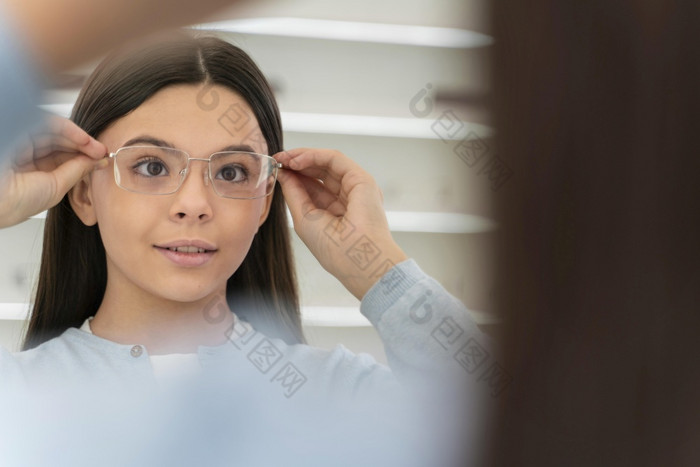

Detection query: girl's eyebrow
(123, 135), (173, 148)
(122, 135), (257, 153)
(218, 144), (258, 153)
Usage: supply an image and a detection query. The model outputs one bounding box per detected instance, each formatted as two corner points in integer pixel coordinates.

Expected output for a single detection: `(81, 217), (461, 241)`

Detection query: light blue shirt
(0, 259), (500, 466)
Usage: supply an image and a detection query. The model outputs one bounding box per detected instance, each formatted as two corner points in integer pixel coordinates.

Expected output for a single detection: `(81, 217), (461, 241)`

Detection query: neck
(90, 274), (235, 355)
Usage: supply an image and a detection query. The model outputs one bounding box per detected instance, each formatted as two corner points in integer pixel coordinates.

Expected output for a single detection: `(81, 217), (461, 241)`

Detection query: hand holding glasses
(108, 145), (282, 199)
(0, 115), (108, 229)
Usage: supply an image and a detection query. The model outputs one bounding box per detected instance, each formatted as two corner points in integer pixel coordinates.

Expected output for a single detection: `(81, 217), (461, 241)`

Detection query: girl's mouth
(154, 246), (216, 267)
(159, 246), (213, 254)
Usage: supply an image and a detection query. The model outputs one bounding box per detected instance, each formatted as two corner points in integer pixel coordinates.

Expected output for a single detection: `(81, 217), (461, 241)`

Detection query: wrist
(340, 241), (409, 300)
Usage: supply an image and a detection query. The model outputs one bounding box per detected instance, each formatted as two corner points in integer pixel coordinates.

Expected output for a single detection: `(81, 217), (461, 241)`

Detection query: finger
(277, 169), (334, 228)
(12, 135), (37, 169)
(286, 165), (343, 195)
(274, 147), (352, 179)
(40, 120), (107, 160)
(30, 134), (89, 160)
(50, 157), (107, 206)
(276, 147), (383, 210)
(28, 116), (106, 163)
(44, 115), (92, 147)
(274, 148), (357, 178)
(16, 150), (86, 174)
(274, 148), (352, 194)
(292, 173), (347, 217)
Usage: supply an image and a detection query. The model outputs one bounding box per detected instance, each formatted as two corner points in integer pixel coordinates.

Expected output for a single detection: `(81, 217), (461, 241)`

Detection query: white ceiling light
(0, 303), (29, 321)
(40, 103), (72, 117)
(303, 307), (500, 327)
(40, 104), (492, 141)
(195, 17), (493, 49)
(385, 211), (496, 233)
(32, 209), (496, 233)
(281, 112), (493, 140)
(302, 306), (371, 327)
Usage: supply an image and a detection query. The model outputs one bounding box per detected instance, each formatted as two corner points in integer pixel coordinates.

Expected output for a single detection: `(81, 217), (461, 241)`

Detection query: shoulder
(12, 327), (88, 366)
(6, 327), (135, 388)
(0, 330), (78, 390)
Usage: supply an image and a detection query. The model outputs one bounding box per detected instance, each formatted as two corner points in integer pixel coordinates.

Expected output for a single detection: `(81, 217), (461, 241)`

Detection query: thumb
(51, 156), (108, 204)
(277, 169), (314, 227)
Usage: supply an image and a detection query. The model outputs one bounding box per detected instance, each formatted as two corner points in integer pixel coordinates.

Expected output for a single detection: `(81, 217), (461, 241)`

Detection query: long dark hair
(22, 32), (305, 350)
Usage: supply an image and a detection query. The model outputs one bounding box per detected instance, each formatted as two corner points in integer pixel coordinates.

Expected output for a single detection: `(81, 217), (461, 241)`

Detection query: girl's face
(70, 84), (273, 304)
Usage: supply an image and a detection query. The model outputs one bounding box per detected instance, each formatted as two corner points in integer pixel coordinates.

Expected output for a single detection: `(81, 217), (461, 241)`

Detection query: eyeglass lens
(114, 146), (276, 198)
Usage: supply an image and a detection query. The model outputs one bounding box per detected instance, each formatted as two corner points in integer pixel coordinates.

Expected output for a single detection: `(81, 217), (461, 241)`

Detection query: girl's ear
(257, 191), (274, 230)
(69, 175), (98, 226)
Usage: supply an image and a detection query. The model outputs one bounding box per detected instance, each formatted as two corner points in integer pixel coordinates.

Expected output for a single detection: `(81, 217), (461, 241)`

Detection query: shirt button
(130, 345), (144, 358)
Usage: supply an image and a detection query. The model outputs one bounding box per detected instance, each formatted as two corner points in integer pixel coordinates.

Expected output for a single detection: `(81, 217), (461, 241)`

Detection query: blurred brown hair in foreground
(485, 1), (700, 466)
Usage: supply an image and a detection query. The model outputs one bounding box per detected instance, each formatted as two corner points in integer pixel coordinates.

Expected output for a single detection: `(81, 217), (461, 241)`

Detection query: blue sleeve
(360, 258), (508, 397)
(358, 259), (503, 463)
(0, 5), (46, 163)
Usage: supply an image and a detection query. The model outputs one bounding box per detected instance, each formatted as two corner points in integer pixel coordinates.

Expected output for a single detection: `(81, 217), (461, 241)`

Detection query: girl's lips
(155, 246), (215, 267)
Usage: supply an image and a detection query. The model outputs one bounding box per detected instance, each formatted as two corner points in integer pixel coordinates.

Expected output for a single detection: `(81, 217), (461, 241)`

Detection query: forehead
(100, 84), (268, 155)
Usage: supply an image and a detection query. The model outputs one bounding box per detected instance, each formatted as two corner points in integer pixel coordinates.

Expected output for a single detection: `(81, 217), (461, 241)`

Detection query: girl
(0, 32), (491, 466)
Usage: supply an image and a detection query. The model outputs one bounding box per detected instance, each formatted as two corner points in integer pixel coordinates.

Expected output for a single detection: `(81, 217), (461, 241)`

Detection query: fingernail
(93, 158), (109, 171)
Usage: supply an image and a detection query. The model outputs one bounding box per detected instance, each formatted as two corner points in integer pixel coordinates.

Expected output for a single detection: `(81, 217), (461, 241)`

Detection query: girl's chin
(160, 291), (222, 305)
(147, 283), (224, 305)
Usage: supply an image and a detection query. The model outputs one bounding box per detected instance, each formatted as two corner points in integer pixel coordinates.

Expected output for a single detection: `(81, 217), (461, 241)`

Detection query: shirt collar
(69, 315), (257, 360)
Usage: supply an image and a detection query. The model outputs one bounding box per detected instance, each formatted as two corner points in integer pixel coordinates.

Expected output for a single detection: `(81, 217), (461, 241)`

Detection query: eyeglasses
(107, 146), (282, 199)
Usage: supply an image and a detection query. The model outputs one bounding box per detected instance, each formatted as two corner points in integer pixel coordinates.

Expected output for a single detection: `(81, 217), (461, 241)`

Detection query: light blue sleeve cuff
(0, 6), (47, 163)
(359, 258), (425, 324)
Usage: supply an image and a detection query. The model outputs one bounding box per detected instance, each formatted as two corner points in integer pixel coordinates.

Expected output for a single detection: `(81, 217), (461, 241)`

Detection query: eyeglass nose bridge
(179, 157), (213, 187)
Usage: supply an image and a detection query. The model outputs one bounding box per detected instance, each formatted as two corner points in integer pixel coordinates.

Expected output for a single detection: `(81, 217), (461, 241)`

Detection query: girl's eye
(133, 158), (169, 177)
(216, 165), (247, 183)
